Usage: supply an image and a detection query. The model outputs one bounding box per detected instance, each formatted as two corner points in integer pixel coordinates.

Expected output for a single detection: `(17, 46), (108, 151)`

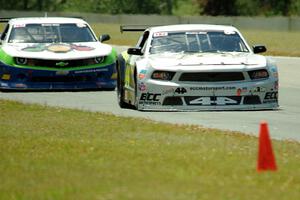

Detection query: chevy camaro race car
(117, 24), (279, 111)
(0, 17), (117, 90)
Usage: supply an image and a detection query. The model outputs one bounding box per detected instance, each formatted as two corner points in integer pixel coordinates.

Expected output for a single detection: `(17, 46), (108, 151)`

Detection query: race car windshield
(149, 31), (249, 54)
(8, 23), (97, 43)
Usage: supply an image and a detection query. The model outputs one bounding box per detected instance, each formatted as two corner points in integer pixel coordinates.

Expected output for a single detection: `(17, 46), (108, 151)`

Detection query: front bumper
(136, 78), (279, 111)
(0, 62), (116, 90)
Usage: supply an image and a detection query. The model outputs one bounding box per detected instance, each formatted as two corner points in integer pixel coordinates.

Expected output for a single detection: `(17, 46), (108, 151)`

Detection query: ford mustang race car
(0, 17), (117, 90)
(117, 24), (279, 111)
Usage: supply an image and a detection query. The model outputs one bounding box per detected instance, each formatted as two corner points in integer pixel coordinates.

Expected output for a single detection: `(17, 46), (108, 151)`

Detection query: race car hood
(147, 52), (267, 70)
(2, 42), (112, 60)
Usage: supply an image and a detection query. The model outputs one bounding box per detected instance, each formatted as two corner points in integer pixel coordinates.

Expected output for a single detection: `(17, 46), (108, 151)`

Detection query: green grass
(91, 23), (140, 47)
(241, 30), (300, 57)
(1, 100), (300, 200)
(1, 23), (300, 56)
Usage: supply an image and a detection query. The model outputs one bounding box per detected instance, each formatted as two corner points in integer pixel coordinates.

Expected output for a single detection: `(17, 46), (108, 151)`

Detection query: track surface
(1, 54), (300, 141)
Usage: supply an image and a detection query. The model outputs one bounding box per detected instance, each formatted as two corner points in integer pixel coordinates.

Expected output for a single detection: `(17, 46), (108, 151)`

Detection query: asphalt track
(1, 49), (300, 141)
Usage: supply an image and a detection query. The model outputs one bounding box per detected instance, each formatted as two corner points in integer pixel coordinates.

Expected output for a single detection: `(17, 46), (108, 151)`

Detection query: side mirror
(99, 34), (110, 42)
(253, 45), (267, 54)
(127, 47), (143, 56)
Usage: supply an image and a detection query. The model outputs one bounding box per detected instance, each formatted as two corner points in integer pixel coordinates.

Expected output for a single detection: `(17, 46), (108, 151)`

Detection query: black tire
(117, 69), (132, 109)
(102, 87), (116, 91)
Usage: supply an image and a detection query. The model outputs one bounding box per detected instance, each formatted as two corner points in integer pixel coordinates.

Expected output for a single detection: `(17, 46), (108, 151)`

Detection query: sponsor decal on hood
(22, 44), (95, 53)
(148, 52), (267, 70)
(2, 42), (112, 60)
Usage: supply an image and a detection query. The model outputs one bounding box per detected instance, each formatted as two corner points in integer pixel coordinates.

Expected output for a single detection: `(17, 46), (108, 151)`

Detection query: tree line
(1, 0), (299, 16)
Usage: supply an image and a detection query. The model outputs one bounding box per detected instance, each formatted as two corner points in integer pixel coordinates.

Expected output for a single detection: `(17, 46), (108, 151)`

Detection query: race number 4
(188, 97), (238, 105)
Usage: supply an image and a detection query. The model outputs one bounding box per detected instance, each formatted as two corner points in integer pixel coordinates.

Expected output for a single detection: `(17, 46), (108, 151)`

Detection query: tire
(117, 69), (132, 109)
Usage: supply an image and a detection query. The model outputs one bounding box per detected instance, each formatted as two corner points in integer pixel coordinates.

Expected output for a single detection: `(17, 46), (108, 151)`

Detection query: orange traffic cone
(257, 121), (277, 172)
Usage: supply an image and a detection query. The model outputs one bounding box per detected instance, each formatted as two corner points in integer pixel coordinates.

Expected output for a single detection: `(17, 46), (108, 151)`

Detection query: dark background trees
(196, 0), (298, 16)
(0, 0), (299, 16)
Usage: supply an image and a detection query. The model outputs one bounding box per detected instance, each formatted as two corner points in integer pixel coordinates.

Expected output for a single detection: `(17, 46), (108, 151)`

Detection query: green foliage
(0, 0), (176, 14)
(258, 0), (291, 16)
(0, 0), (66, 11)
(288, 0), (300, 15)
(173, 0), (200, 16)
(1, 0), (300, 16)
(197, 0), (238, 16)
(234, 0), (260, 16)
(196, 0), (300, 16)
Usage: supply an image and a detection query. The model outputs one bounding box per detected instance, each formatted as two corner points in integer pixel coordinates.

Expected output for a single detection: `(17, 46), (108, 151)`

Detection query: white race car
(117, 24), (279, 111)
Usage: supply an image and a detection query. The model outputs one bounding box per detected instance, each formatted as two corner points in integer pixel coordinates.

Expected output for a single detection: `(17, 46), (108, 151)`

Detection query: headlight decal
(151, 71), (175, 81)
(248, 69), (269, 80)
(15, 57), (28, 65)
(94, 56), (105, 64)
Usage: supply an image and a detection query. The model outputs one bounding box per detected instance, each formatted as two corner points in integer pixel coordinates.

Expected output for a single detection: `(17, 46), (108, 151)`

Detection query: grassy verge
(1, 23), (299, 56)
(0, 100), (300, 200)
(91, 23), (300, 57)
(241, 29), (300, 57)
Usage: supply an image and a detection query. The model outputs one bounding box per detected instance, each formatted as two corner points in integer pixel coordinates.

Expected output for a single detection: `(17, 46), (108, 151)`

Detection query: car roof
(8, 17), (87, 25)
(147, 24), (239, 33)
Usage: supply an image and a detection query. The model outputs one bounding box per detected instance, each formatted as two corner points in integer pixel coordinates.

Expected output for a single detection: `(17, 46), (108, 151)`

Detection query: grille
(30, 75), (94, 82)
(162, 97), (183, 106)
(243, 95), (261, 105)
(179, 72), (244, 82)
(15, 57), (104, 69)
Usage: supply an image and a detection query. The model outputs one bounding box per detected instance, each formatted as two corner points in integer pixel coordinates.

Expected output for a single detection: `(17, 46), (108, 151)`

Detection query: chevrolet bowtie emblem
(56, 61), (69, 67)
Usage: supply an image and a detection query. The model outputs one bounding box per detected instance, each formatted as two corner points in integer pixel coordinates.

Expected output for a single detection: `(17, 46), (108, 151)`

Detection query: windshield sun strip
(8, 23), (96, 43)
(149, 30), (249, 54)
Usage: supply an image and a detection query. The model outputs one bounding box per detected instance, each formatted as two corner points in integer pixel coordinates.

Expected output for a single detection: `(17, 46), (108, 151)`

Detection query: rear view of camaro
(0, 17), (117, 90)
(117, 24), (279, 111)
